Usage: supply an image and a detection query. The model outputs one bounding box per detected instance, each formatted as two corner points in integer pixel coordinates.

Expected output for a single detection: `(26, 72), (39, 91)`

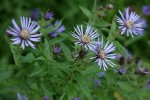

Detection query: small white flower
(90, 37), (116, 71)
(6, 16), (41, 49)
(116, 7), (143, 38)
(70, 25), (99, 50)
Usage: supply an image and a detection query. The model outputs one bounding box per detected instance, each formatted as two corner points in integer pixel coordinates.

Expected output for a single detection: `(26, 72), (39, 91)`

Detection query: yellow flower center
(125, 20), (133, 28)
(98, 50), (105, 59)
(20, 30), (29, 39)
(81, 35), (90, 43)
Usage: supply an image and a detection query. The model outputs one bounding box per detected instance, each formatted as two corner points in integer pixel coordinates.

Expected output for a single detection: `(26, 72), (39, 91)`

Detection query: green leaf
(114, 41), (126, 55)
(29, 63), (45, 77)
(10, 44), (20, 67)
(66, 84), (77, 100)
(125, 36), (143, 46)
(79, 6), (92, 18)
(40, 82), (53, 97)
(95, 19), (110, 28)
(21, 52), (35, 63)
(34, 56), (46, 61)
(116, 81), (134, 93)
(59, 42), (72, 61)
(92, 0), (97, 12)
(0, 79), (24, 86)
(107, 19), (117, 41)
(73, 72), (93, 100)
(48, 37), (65, 46)
(44, 39), (50, 59)
(81, 66), (100, 75)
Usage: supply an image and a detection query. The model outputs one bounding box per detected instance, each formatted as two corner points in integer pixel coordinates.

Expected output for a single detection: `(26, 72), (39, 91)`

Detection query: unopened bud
(106, 4), (113, 10)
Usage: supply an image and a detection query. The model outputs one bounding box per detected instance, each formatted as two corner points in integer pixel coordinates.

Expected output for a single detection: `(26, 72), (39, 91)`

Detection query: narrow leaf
(74, 72), (93, 100)
(79, 6), (92, 18)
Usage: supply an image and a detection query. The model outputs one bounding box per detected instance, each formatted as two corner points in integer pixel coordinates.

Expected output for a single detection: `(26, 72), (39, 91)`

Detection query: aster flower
(53, 46), (61, 54)
(17, 93), (28, 100)
(135, 60), (150, 75)
(116, 7), (143, 38)
(146, 79), (150, 89)
(136, 18), (147, 35)
(44, 11), (53, 20)
(114, 66), (126, 75)
(70, 25), (99, 50)
(90, 37), (116, 71)
(48, 20), (65, 37)
(30, 9), (40, 20)
(43, 96), (49, 100)
(72, 97), (80, 100)
(6, 16), (41, 49)
(97, 72), (105, 77)
(142, 5), (150, 16)
(94, 79), (100, 88)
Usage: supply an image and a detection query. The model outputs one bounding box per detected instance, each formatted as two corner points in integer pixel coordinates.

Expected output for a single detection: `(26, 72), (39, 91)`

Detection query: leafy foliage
(0, 0), (150, 100)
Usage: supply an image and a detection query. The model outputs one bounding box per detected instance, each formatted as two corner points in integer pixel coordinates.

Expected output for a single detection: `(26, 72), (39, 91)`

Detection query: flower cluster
(6, 7), (145, 72)
(5, 4), (148, 100)
(71, 25), (116, 71)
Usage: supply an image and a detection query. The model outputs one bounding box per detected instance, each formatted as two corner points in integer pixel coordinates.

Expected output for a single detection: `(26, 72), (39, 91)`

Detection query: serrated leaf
(79, 6), (92, 18)
(73, 72), (93, 100)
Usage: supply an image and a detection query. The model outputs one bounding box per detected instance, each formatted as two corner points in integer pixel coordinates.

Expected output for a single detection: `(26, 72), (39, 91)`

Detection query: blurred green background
(0, 0), (150, 100)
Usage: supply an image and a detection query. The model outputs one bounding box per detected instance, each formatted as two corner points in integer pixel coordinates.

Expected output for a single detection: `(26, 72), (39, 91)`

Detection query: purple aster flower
(30, 9), (40, 20)
(146, 79), (150, 89)
(17, 93), (28, 100)
(70, 25), (99, 50)
(72, 97), (80, 100)
(117, 66), (126, 75)
(44, 11), (53, 20)
(53, 47), (61, 54)
(97, 72), (105, 77)
(6, 16), (41, 49)
(136, 18), (147, 35)
(43, 96), (49, 100)
(90, 37), (116, 71)
(116, 7), (143, 38)
(142, 5), (150, 16)
(135, 60), (149, 75)
(48, 20), (65, 37)
(135, 67), (149, 75)
(94, 79), (100, 87)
